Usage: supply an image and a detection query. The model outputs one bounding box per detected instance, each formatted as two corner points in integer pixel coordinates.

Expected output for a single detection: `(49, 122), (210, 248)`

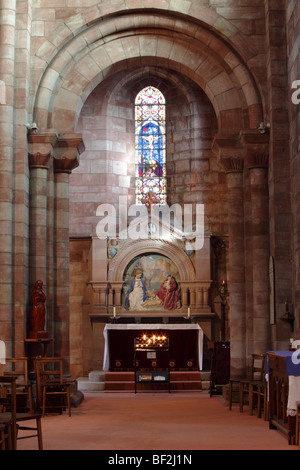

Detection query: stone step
(105, 371), (203, 381)
(104, 380), (203, 392)
(77, 370), (106, 392)
(105, 370), (210, 392)
(77, 377), (105, 392)
(77, 370), (211, 393)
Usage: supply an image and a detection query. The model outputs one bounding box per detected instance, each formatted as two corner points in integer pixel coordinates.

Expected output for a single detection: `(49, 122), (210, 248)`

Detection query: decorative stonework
(108, 239), (196, 283)
(28, 130), (58, 169)
(241, 130), (269, 170)
(28, 152), (51, 169)
(53, 134), (85, 173)
(219, 157), (244, 174)
(33, 8), (262, 134)
(246, 153), (269, 170)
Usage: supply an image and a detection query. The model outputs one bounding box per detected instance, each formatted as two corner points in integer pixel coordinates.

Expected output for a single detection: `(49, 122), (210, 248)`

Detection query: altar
(103, 323), (203, 372)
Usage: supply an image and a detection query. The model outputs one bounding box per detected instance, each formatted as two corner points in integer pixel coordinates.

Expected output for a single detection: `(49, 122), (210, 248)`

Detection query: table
(25, 338), (54, 357)
(267, 351), (300, 444)
(103, 323), (203, 372)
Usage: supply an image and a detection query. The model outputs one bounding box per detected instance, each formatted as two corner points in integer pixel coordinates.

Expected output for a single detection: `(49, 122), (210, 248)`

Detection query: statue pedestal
(29, 330), (49, 339)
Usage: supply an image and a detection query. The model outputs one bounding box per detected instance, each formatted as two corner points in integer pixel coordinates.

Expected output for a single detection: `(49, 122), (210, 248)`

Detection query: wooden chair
(240, 354), (266, 415)
(0, 376), (18, 449)
(228, 379), (240, 410)
(0, 376), (43, 450)
(35, 357), (74, 417)
(0, 423), (6, 450)
(249, 376), (268, 419)
(0, 358), (33, 412)
(228, 354), (265, 412)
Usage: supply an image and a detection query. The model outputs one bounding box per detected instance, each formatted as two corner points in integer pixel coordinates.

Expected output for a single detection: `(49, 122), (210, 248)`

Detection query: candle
(113, 307), (116, 318)
(188, 307), (190, 318)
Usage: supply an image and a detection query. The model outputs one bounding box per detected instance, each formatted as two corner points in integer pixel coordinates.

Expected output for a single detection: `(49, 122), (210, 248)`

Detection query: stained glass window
(135, 86), (167, 206)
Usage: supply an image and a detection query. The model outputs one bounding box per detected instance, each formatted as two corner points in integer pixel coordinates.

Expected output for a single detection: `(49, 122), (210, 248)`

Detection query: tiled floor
(16, 392), (297, 451)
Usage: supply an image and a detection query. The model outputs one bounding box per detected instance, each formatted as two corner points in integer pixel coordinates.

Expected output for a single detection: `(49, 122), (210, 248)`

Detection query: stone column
(109, 282), (124, 309)
(0, 0), (16, 355)
(247, 153), (270, 354)
(28, 131), (57, 289)
(220, 157), (246, 378)
(203, 285), (210, 307)
(196, 286), (203, 307)
(180, 283), (189, 310)
(52, 134), (84, 368)
(189, 284), (196, 308)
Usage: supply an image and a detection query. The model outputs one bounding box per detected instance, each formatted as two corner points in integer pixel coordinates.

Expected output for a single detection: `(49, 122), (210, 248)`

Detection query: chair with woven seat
(35, 357), (74, 417)
(0, 376), (43, 450)
(0, 358), (33, 412)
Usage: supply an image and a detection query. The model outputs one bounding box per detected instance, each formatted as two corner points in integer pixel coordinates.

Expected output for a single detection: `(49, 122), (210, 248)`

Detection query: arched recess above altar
(88, 234), (215, 322)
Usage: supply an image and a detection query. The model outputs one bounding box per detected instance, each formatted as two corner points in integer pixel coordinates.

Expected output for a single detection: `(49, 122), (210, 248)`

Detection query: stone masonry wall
(287, 0), (300, 337)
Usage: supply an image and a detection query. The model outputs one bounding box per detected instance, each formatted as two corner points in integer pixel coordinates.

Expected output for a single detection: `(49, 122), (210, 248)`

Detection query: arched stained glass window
(135, 86), (167, 206)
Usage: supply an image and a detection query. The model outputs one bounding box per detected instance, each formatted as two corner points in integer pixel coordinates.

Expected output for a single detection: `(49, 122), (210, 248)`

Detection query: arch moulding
(107, 239), (196, 283)
(32, 7), (264, 136)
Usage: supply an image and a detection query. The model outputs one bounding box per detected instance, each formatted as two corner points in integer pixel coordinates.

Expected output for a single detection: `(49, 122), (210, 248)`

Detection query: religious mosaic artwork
(107, 238), (122, 259)
(135, 86), (167, 206)
(123, 254), (181, 311)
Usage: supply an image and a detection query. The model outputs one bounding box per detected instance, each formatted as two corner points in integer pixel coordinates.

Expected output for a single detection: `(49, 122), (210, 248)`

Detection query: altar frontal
(103, 323), (203, 372)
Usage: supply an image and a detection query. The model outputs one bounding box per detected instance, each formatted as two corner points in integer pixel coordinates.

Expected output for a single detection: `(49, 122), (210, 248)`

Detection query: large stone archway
(28, 4), (269, 377)
(32, 7), (263, 134)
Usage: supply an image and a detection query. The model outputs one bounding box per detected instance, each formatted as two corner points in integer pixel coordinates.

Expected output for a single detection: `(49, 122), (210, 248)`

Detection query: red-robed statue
(29, 280), (49, 339)
(157, 272), (180, 310)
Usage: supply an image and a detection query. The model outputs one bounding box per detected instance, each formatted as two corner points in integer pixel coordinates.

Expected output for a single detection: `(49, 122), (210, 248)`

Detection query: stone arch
(108, 239), (195, 283)
(32, 7), (264, 135)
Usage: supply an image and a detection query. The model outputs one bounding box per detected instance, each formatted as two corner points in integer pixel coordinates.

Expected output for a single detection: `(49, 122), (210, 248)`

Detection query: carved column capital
(212, 134), (244, 174)
(53, 133), (85, 174)
(246, 152), (269, 170)
(219, 157), (244, 174)
(27, 129), (58, 169)
(240, 129), (269, 170)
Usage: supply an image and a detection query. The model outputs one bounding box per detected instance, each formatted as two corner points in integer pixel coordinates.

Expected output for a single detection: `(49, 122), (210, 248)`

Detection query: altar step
(77, 370), (211, 393)
(105, 371), (208, 392)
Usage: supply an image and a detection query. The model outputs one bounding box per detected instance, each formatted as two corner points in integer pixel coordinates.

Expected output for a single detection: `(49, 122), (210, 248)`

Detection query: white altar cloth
(0, 340), (6, 364)
(287, 375), (300, 416)
(103, 323), (203, 372)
